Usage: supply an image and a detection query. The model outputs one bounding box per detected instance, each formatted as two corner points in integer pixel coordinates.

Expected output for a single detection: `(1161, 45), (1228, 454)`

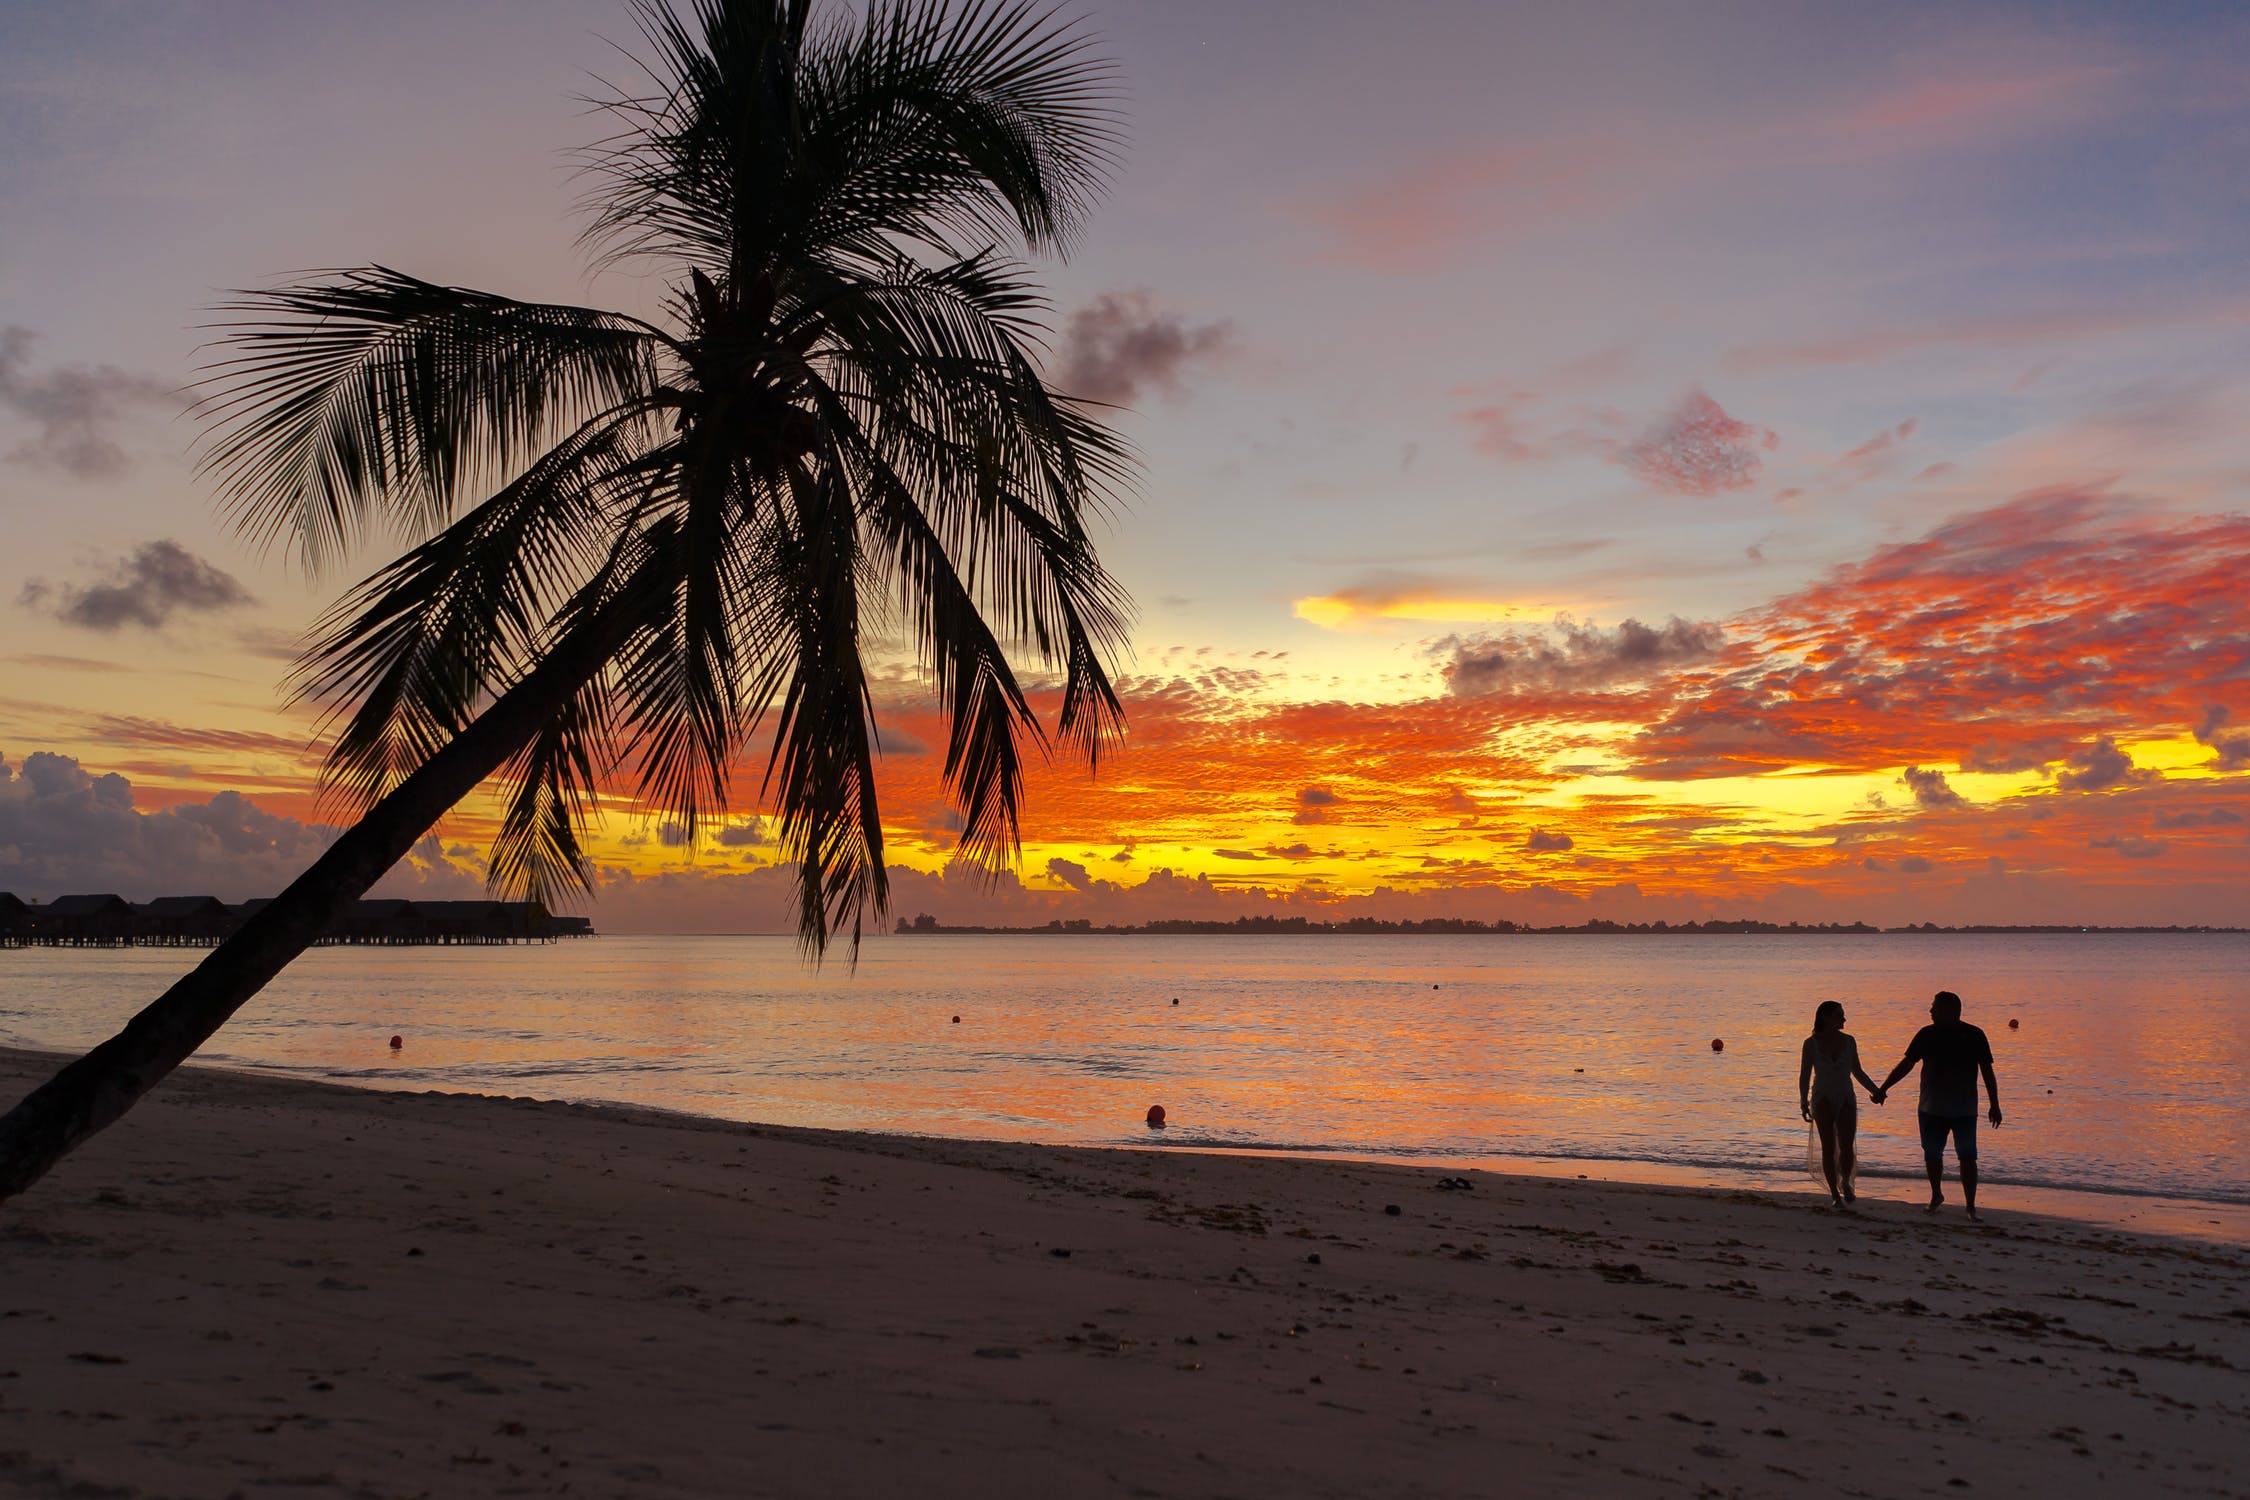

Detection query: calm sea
(4, 933), (2244, 1212)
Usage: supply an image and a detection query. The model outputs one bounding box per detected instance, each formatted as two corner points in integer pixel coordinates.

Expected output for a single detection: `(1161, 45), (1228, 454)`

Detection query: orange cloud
(1632, 488), (2250, 778)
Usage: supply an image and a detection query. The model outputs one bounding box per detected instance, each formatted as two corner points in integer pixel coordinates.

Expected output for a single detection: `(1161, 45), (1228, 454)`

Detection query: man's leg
(1956, 1116), (1979, 1218)
(1917, 1112), (1946, 1209)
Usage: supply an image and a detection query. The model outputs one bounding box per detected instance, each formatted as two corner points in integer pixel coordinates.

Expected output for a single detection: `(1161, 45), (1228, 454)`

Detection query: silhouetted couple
(1797, 991), (2003, 1216)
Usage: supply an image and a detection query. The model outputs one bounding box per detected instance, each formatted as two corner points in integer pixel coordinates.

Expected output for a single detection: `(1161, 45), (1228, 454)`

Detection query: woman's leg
(1812, 1098), (1842, 1202)
(1835, 1102), (1858, 1201)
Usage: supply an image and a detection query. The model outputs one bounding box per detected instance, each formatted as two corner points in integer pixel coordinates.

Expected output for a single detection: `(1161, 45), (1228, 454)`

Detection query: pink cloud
(1823, 56), (2123, 152)
(1455, 392), (1545, 461)
(1618, 390), (1777, 496)
(1831, 418), (1918, 484)
(1303, 138), (1632, 272)
(1724, 302), (2247, 376)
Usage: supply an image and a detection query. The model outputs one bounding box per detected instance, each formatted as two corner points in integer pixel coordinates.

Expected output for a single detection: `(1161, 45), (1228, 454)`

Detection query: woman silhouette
(1798, 1001), (1883, 1208)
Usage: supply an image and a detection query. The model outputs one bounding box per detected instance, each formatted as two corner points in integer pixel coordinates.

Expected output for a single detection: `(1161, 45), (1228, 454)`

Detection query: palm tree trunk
(0, 618), (622, 1204)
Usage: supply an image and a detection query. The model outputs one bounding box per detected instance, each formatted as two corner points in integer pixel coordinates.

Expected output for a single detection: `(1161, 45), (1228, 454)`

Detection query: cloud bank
(1053, 291), (1233, 406)
(20, 540), (254, 631)
(0, 327), (175, 479)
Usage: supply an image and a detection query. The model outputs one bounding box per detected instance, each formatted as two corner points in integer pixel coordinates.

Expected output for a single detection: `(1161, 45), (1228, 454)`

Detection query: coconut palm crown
(0, 0), (1129, 1201)
(205, 0), (1129, 950)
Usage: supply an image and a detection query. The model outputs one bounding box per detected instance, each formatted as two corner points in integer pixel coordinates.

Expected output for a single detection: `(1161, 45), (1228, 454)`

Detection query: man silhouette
(1878, 991), (2002, 1218)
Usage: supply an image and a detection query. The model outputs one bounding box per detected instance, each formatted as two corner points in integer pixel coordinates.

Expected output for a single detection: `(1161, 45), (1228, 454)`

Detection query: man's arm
(1982, 1060), (2002, 1125)
(1879, 1027), (1926, 1093)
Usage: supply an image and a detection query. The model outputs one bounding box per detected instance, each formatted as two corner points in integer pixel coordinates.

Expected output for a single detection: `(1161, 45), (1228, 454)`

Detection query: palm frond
(578, 0), (1118, 276)
(759, 464), (887, 955)
(197, 268), (665, 569)
(294, 410), (667, 810)
(488, 673), (615, 905)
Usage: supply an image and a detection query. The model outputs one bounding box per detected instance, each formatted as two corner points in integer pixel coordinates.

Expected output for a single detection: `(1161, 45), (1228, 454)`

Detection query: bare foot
(1965, 1205), (1979, 1221)
(1926, 1189), (1944, 1213)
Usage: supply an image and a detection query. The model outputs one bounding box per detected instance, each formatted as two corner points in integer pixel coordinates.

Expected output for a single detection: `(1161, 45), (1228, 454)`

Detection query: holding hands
(1868, 1085), (1887, 1105)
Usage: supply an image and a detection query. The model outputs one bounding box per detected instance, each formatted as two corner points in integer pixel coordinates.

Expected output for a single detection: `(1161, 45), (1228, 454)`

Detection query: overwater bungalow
(40, 894), (136, 946)
(0, 892), (32, 947)
(133, 896), (233, 946)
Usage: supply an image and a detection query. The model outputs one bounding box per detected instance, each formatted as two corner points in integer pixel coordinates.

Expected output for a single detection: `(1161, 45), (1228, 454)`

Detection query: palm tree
(0, 0), (1130, 1201)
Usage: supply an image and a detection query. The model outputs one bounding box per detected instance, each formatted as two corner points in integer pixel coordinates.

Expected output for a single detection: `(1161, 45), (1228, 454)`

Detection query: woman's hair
(1813, 1000), (1846, 1032)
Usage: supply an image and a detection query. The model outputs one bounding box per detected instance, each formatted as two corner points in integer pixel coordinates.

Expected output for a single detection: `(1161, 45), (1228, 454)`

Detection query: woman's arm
(1850, 1037), (1882, 1097)
(1798, 1037), (1814, 1120)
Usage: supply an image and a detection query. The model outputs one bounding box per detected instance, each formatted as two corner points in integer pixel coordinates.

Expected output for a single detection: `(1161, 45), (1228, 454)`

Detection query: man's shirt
(1902, 1020), (1992, 1117)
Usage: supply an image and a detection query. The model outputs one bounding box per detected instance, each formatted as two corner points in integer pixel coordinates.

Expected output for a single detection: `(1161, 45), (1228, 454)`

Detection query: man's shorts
(1919, 1112), (1978, 1162)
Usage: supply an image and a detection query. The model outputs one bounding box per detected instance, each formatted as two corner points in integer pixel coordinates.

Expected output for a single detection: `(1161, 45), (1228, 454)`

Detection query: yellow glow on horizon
(1292, 594), (1567, 631)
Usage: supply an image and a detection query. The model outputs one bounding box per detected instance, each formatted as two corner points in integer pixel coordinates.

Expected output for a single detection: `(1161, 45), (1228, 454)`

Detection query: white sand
(1, 1046), (2244, 1498)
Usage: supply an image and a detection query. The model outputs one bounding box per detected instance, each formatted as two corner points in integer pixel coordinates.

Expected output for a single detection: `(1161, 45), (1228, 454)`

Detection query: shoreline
(34, 1043), (2245, 1244)
(4, 1044), (2247, 1498)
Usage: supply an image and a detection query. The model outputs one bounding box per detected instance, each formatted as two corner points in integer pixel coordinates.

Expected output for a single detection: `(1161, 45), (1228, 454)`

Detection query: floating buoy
(1710, 1037), (1724, 1052)
(1145, 1104), (1167, 1128)
(1432, 984), (1439, 990)
(1171, 997), (1179, 1006)
(388, 1035), (402, 1050)
(951, 1015), (961, 1024)
(2008, 1018), (2019, 1030)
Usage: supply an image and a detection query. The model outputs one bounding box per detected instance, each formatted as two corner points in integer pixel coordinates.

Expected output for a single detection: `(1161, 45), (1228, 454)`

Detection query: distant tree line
(892, 913), (2240, 937)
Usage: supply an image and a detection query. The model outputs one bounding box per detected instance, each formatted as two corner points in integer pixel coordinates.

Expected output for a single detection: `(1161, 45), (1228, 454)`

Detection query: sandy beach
(1, 1046), (2244, 1499)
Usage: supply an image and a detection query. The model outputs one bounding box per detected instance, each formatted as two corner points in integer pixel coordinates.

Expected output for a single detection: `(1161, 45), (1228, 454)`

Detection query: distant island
(893, 914), (2242, 937)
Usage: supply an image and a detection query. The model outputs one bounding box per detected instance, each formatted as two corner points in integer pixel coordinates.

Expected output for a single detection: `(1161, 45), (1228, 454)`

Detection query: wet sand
(1, 1045), (2244, 1498)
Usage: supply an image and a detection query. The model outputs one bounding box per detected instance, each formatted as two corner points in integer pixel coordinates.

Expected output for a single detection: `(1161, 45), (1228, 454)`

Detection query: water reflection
(3, 933), (2245, 1204)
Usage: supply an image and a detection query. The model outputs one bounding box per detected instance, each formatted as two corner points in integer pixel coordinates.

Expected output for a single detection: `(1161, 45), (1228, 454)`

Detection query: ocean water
(3, 933), (2244, 1209)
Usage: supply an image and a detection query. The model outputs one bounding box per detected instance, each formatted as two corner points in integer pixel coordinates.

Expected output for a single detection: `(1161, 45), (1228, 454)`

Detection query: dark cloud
(1437, 615), (1723, 697)
(1961, 737), (2078, 775)
(2089, 833), (2168, 860)
(1045, 856), (1093, 890)
(0, 326), (176, 478)
(657, 821), (692, 848)
(1899, 765), (1965, 809)
(1524, 828), (1573, 851)
(1053, 291), (1233, 406)
(20, 540), (254, 632)
(1617, 389), (1776, 496)
(2054, 735), (2151, 793)
(2195, 704), (2250, 771)
(2152, 805), (2243, 830)
(0, 749), (475, 902)
(715, 817), (771, 848)
(1291, 784), (1339, 827)
(1211, 848), (1264, 860)
(1896, 854), (1933, 874)
(1265, 843), (1317, 860)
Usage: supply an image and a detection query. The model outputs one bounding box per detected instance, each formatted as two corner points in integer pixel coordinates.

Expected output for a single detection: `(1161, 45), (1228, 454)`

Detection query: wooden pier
(0, 894), (594, 949)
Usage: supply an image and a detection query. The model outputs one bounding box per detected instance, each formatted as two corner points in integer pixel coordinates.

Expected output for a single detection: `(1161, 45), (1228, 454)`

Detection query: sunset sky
(4, 0), (2249, 930)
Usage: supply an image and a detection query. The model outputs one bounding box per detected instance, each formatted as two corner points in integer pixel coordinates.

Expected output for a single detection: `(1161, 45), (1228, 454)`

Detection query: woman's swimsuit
(1808, 1034), (1860, 1113)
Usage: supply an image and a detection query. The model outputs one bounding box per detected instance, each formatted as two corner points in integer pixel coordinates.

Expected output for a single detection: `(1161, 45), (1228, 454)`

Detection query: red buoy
(2008, 1018), (2019, 1030)
(1145, 1104), (1167, 1128)
(388, 1035), (403, 1050)
(951, 1015), (961, 1024)
(1710, 1037), (1724, 1052)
